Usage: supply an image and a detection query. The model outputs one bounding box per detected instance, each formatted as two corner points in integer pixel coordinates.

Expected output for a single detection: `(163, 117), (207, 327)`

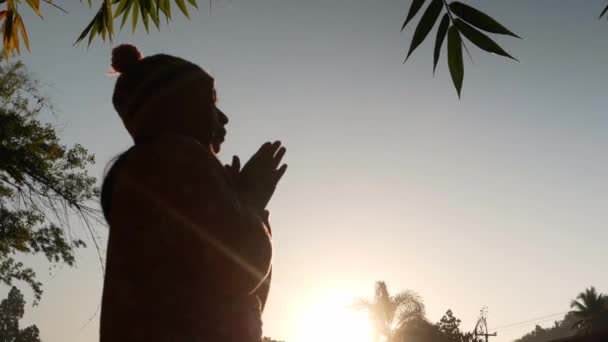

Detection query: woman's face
(209, 85), (229, 154)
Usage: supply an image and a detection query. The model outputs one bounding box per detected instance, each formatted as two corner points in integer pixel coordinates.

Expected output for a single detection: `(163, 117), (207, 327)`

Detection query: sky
(4, 0), (608, 341)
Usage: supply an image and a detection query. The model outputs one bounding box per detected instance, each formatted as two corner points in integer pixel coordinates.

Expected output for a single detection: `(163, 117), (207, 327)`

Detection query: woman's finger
(274, 164), (288, 184)
(271, 147), (286, 170)
(232, 155), (241, 174)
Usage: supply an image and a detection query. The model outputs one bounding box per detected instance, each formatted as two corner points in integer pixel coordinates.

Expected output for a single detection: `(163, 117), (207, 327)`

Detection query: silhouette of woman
(99, 45), (287, 342)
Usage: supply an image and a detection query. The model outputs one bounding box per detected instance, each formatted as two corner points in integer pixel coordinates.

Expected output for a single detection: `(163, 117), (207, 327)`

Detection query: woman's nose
(217, 108), (229, 124)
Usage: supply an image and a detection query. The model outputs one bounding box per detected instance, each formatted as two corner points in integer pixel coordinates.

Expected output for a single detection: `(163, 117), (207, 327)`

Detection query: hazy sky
(5, 1), (608, 341)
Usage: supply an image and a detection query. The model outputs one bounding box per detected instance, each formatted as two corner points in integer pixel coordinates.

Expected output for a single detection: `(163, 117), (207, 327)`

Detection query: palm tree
(569, 286), (608, 334)
(352, 281), (426, 342)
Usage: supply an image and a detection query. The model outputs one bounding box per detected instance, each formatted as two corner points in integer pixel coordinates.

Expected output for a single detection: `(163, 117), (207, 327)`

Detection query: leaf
(175, 0), (190, 19)
(119, 1), (134, 29)
(11, 14), (19, 54)
(87, 17), (99, 45)
(15, 14), (29, 52)
(449, 2), (520, 38)
(187, 0), (198, 9)
(140, 0), (150, 32)
(433, 13), (449, 74)
(454, 18), (517, 61)
(105, 0), (114, 39)
(405, 0), (443, 61)
(114, 0), (130, 17)
(447, 25), (463, 98)
(402, 0), (425, 31)
(0, 11), (6, 21)
(600, 4), (608, 19)
(24, 0), (44, 18)
(159, 0), (172, 20)
(74, 12), (96, 44)
(3, 9), (15, 60)
(146, 0), (161, 29)
(131, 0), (140, 33)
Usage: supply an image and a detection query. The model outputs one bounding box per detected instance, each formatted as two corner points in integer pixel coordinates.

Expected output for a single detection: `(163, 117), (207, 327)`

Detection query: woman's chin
(211, 142), (222, 154)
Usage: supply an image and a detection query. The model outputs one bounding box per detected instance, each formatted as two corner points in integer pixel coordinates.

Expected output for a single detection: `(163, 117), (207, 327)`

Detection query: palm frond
(571, 299), (587, 312)
(351, 298), (373, 311)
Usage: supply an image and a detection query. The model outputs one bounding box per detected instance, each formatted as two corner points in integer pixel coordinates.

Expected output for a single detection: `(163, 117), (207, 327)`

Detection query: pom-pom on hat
(111, 44), (143, 74)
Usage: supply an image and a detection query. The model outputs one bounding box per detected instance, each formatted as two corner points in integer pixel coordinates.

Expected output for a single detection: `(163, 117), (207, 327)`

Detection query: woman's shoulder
(111, 135), (226, 197)
(129, 135), (215, 165)
(106, 135), (229, 216)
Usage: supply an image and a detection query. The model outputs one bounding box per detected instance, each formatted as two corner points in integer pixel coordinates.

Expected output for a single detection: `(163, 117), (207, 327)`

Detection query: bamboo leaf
(105, 0), (114, 38)
(447, 25), (463, 98)
(15, 14), (29, 52)
(2, 20), (9, 60)
(600, 4), (608, 19)
(119, 1), (133, 29)
(159, 0), (172, 21)
(147, 0), (161, 29)
(74, 13), (96, 44)
(114, 0), (130, 17)
(449, 2), (520, 38)
(11, 14), (19, 54)
(131, 0), (140, 33)
(433, 13), (449, 74)
(454, 18), (517, 61)
(140, 0), (150, 32)
(3, 9), (15, 59)
(24, 0), (43, 18)
(402, 0), (425, 31)
(175, 0), (190, 19)
(187, 0), (198, 8)
(405, 0), (443, 61)
(88, 16), (99, 45)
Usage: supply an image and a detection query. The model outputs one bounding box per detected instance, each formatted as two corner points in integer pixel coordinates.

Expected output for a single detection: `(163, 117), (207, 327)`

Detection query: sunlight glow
(293, 292), (373, 342)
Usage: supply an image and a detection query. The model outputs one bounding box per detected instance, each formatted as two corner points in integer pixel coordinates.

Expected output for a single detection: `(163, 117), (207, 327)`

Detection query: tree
(569, 286), (608, 335)
(0, 58), (99, 303)
(514, 313), (578, 342)
(396, 316), (440, 342)
(0, 287), (41, 342)
(352, 281), (425, 342)
(433, 309), (480, 342)
(436, 309), (462, 341)
(262, 338), (285, 342)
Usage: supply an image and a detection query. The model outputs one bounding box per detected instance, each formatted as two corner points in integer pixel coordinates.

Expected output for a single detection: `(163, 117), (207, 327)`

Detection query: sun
(293, 291), (373, 342)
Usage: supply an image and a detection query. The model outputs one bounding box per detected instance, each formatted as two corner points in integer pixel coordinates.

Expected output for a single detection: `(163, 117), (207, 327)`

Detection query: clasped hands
(225, 141), (287, 217)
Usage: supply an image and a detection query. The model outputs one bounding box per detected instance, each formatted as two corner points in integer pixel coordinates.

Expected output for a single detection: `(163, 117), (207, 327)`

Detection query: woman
(100, 45), (287, 342)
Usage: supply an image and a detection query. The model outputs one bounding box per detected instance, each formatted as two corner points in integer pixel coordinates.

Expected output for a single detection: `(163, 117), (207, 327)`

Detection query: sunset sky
(6, 1), (608, 341)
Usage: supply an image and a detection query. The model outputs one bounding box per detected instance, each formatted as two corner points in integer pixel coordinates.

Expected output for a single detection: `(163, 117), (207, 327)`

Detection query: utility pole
(473, 307), (497, 342)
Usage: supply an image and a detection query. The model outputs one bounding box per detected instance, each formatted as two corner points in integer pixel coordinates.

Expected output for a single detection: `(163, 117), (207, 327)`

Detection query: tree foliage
(0, 59), (99, 304)
(402, 0), (519, 97)
(0, 287), (41, 342)
(515, 287), (608, 341)
(569, 286), (608, 335)
(514, 313), (578, 342)
(0, 0), (200, 59)
(2, 1), (608, 96)
(262, 338), (285, 342)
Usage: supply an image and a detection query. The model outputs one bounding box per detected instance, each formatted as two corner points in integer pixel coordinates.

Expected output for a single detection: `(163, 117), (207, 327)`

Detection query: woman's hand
(226, 141), (287, 212)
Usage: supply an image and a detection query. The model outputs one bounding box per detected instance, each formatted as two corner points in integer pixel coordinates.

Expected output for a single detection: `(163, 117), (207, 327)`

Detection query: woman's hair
(100, 149), (133, 222)
(101, 44), (207, 222)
